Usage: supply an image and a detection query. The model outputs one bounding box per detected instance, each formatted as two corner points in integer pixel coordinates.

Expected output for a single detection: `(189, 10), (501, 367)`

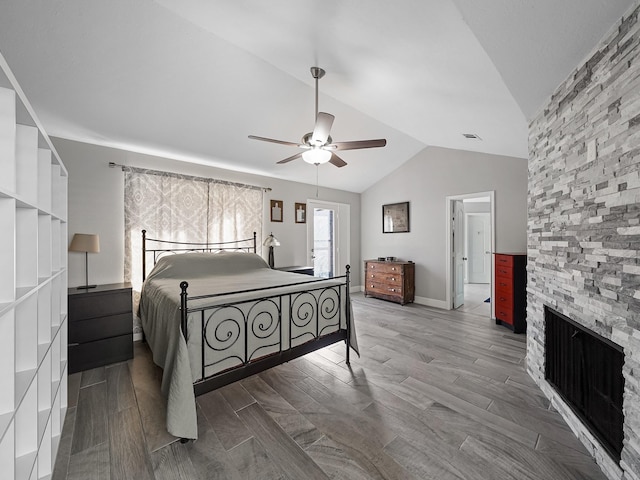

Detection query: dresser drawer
(495, 306), (514, 325)
(494, 292), (513, 311)
(70, 289), (132, 321)
(495, 265), (513, 279)
(367, 282), (403, 296)
(69, 312), (132, 344)
(495, 277), (512, 290)
(495, 255), (514, 267)
(367, 262), (404, 275)
(367, 272), (403, 286)
(495, 282), (513, 298)
(68, 334), (133, 374)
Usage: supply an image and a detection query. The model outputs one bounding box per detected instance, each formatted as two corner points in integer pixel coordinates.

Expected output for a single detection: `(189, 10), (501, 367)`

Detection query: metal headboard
(141, 229), (257, 281)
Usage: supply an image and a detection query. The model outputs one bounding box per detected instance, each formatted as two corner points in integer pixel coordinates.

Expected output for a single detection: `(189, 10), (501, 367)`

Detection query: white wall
(361, 146), (527, 304)
(55, 138), (362, 287)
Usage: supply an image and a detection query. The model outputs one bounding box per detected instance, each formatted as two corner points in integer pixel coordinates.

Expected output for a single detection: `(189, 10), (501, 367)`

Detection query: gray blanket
(139, 252), (358, 439)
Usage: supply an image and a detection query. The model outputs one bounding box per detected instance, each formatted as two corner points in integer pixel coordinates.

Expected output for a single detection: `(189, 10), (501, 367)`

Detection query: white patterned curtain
(124, 167), (263, 333)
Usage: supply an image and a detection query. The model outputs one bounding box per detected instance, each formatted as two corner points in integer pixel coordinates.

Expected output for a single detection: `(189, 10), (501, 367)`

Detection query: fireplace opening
(544, 306), (624, 462)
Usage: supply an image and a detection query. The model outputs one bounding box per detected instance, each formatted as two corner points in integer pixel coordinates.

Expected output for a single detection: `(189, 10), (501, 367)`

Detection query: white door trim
(445, 191), (495, 316)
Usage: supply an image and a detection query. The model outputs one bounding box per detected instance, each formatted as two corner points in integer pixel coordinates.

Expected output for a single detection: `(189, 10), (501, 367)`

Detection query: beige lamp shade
(69, 233), (100, 253)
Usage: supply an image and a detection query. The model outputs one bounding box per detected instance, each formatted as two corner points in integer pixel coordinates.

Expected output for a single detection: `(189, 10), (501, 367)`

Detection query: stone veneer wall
(528, 3), (640, 480)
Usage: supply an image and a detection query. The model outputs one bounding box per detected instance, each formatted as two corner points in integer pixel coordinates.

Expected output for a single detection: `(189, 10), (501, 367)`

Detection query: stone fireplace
(527, 4), (640, 480)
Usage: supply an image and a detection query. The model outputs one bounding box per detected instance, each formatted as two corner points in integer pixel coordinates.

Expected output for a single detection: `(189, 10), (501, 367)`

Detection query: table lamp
(263, 233), (280, 268)
(69, 233), (100, 289)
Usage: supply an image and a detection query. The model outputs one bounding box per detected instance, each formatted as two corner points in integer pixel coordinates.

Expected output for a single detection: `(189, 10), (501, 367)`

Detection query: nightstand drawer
(69, 312), (132, 344)
(70, 289), (132, 321)
(68, 334), (133, 374)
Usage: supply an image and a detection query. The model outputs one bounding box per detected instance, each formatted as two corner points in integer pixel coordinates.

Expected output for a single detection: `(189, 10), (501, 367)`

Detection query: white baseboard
(355, 286), (448, 310)
(414, 296), (449, 310)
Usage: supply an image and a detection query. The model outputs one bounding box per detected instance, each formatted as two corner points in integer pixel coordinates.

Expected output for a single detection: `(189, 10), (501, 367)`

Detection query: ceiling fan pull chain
(316, 165), (319, 198)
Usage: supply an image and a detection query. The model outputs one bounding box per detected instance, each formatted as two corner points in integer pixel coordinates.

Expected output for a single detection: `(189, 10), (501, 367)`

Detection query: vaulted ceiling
(0, 0), (634, 192)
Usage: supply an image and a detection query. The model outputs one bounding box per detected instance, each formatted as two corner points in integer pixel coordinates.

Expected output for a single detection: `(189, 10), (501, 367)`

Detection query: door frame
(445, 191), (495, 316)
(306, 199), (351, 277)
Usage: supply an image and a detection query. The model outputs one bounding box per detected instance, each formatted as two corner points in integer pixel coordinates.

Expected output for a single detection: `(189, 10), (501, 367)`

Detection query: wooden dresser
(364, 260), (415, 305)
(494, 253), (527, 333)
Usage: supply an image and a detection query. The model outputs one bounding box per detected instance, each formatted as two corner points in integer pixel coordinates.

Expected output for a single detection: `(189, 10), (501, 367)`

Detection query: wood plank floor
(52, 293), (607, 480)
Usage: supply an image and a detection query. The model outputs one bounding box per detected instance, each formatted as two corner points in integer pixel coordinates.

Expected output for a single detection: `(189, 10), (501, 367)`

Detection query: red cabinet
(494, 253), (527, 333)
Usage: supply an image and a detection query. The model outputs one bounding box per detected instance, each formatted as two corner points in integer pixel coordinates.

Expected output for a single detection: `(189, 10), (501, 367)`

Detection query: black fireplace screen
(545, 306), (624, 462)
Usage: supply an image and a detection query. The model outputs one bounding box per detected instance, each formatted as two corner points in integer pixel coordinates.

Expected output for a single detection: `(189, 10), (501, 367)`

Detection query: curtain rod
(108, 162), (272, 192)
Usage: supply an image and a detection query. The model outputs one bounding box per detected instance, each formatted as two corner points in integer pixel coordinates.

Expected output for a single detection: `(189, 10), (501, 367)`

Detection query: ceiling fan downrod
(310, 67), (325, 123)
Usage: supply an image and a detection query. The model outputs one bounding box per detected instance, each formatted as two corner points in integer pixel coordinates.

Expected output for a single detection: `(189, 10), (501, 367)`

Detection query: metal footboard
(179, 267), (351, 396)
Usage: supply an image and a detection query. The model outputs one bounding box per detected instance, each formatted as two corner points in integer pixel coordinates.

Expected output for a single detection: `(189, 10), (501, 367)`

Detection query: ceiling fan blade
(329, 153), (347, 168)
(329, 139), (387, 151)
(276, 152), (303, 164)
(248, 135), (302, 148)
(311, 112), (335, 145)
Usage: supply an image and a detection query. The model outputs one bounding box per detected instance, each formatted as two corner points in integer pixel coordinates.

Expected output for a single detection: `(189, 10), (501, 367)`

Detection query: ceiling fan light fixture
(302, 148), (332, 165)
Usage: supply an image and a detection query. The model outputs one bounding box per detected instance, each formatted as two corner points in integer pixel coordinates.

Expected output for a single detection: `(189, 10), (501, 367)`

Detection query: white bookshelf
(0, 52), (68, 480)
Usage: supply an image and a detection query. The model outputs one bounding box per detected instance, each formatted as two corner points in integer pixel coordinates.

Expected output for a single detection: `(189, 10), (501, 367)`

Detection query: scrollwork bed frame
(141, 230), (351, 397)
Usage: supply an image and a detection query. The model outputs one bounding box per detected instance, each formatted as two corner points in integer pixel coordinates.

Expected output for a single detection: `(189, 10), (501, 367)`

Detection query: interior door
(467, 213), (491, 283)
(453, 200), (465, 308)
(306, 200), (350, 278)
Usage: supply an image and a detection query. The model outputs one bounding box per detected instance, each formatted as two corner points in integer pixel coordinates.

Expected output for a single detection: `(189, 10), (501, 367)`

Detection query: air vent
(462, 133), (482, 140)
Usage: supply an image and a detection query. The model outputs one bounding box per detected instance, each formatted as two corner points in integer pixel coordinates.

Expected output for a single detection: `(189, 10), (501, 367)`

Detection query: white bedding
(139, 252), (358, 439)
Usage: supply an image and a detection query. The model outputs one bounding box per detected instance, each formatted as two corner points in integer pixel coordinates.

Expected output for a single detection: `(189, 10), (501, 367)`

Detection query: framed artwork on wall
(383, 201), (410, 233)
(295, 203), (306, 223)
(270, 200), (283, 222)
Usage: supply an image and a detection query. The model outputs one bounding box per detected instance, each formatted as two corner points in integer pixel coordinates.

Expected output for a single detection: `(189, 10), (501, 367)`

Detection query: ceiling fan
(249, 67), (386, 167)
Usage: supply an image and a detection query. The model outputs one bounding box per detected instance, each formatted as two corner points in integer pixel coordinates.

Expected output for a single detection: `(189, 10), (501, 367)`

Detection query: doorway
(445, 191), (495, 317)
(306, 200), (350, 278)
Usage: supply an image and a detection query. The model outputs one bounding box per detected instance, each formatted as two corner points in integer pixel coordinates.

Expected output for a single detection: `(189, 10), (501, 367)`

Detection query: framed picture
(295, 202), (306, 224)
(383, 201), (410, 233)
(270, 200), (283, 222)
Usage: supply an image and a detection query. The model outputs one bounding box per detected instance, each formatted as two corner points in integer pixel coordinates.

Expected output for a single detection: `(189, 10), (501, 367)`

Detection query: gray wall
(55, 137), (362, 288)
(527, 4), (640, 479)
(361, 145), (527, 305)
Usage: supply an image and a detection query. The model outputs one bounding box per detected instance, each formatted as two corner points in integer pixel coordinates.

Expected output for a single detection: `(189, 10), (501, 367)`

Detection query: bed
(137, 230), (359, 439)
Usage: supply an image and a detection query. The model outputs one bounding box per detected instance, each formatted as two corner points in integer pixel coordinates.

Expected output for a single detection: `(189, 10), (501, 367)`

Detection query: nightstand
(275, 265), (314, 275)
(68, 282), (133, 373)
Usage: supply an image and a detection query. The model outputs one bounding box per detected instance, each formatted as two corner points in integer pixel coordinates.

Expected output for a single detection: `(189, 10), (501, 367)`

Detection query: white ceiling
(0, 0), (634, 192)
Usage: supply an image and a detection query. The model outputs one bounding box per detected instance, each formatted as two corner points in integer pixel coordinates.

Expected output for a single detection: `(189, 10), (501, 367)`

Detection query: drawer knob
(371, 274), (374, 278)
(370, 285), (374, 288)
(392, 267), (396, 270)
(391, 288), (396, 292)
(391, 277), (395, 281)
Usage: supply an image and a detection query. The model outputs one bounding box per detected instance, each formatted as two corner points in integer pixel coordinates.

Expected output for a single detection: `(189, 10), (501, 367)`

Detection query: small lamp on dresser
(263, 232), (280, 268)
(69, 233), (100, 289)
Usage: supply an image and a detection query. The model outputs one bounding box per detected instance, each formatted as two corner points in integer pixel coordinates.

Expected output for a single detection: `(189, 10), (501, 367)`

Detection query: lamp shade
(263, 233), (280, 248)
(69, 233), (100, 253)
(302, 148), (332, 165)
